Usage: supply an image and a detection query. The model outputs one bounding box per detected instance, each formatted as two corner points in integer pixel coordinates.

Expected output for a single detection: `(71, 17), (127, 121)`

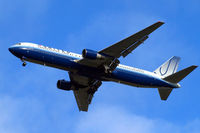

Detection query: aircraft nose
(9, 46), (18, 55)
(8, 46), (18, 57)
(8, 47), (14, 54)
(9, 45), (26, 58)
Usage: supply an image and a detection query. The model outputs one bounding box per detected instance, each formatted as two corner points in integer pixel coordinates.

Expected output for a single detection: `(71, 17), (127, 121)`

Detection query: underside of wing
(64, 22), (166, 111)
(75, 22), (164, 73)
(69, 72), (102, 111)
(73, 87), (94, 111)
(73, 88), (89, 111)
(99, 21), (164, 58)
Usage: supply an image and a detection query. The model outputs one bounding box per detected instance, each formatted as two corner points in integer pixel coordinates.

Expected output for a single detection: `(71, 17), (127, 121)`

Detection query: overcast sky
(0, 0), (200, 133)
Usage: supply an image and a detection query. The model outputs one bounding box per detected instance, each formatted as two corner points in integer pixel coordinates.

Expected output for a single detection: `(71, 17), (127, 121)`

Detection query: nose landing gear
(22, 62), (27, 67)
(20, 58), (27, 67)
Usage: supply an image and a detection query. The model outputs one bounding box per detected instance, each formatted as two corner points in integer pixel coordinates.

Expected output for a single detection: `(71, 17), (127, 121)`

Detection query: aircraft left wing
(77, 22), (164, 69)
(69, 72), (102, 111)
(99, 21), (164, 58)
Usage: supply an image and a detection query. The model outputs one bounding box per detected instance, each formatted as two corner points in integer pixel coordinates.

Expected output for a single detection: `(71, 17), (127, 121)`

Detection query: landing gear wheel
(22, 62), (26, 67)
(20, 57), (27, 67)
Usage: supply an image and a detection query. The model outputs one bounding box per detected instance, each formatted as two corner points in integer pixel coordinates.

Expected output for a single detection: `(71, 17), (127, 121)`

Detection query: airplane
(9, 21), (198, 112)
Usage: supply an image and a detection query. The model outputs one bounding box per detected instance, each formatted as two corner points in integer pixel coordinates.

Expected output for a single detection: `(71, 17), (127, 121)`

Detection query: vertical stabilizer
(154, 56), (180, 77)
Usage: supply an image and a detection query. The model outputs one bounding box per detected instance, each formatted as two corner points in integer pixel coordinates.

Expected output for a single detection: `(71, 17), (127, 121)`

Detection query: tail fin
(158, 65), (198, 100)
(154, 56), (181, 77)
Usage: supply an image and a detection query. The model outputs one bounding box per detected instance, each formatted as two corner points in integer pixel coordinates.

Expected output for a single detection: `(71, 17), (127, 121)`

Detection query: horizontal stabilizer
(158, 88), (173, 100)
(163, 65), (198, 83)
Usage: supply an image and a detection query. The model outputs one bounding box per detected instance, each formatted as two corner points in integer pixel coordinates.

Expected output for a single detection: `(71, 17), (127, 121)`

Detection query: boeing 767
(9, 21), (197, 111)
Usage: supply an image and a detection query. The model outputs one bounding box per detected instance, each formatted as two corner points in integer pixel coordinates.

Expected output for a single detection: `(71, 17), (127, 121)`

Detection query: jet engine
(82, 49), (106, 60)
(57, 79), (73, 91)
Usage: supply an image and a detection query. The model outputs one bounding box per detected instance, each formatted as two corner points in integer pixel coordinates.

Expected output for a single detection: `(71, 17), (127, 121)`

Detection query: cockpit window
(17, 43), (21, 45)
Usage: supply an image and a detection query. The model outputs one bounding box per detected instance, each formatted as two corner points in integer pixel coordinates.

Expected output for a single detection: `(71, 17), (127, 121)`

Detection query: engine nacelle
(57, 80), (72, 91)
(82, 49), (105, 60)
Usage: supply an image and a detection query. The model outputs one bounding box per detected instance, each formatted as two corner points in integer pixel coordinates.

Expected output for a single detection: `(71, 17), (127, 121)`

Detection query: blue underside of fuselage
(9, 46), (176, 88)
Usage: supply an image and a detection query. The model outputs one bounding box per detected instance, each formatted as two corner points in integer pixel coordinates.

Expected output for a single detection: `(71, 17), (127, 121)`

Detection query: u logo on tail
(154, 56), (181, 77)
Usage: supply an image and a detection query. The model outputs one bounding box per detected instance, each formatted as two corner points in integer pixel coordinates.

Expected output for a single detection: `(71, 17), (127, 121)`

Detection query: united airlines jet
(9, 22), (197, 111)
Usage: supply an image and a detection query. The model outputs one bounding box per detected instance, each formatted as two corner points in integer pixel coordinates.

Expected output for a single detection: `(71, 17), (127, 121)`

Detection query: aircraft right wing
(73, 85), (99, 111)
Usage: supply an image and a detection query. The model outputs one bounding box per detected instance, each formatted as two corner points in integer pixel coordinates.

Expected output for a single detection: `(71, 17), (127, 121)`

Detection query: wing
(73, 86), (95, 111)
(99, 21), (164, 58)
(69, 72), (102, 111)
(77, 21), (164, 69)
